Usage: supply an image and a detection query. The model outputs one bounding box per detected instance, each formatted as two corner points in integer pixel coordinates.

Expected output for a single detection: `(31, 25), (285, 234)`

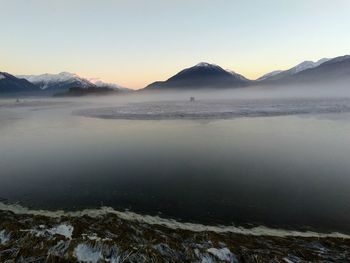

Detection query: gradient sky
(1, 0), (350, 89)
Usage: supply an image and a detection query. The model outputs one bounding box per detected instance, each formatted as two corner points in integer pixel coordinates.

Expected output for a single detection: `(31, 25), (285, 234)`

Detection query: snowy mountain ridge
(257, 70), (284, 81)
(18, 72), (92, 90)
(290, 58), (330, 74)
(257, 58), (331, 82)
(17, 72), (129, 92)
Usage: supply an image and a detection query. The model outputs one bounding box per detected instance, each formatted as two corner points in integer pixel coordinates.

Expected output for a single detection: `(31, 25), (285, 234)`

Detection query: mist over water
(1, 85), (350, 233)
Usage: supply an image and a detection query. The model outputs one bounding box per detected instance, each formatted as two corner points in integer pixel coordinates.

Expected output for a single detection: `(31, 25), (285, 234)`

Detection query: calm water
(1, 98), (350, 233)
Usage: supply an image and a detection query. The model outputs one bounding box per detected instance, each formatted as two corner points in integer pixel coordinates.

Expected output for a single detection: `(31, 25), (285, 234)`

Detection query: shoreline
(1, 202), (349, 239)
(1, 208), (349, 262)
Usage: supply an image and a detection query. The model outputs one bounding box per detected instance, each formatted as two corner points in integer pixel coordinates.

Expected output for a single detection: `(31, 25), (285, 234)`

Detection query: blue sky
(1, 0), (350, 89)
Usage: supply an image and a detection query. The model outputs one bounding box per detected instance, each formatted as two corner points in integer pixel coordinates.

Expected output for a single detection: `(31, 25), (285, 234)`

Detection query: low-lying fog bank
(134, 82), (350, 101)
(73, 97), (350, 120)
(3, 83), (350, 118)
(4, 81), (350, 103)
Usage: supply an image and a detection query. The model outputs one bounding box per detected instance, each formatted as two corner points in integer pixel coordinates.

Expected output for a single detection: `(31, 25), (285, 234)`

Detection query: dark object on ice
(16, 98), (20, 103)
(190, 97), (195, 102)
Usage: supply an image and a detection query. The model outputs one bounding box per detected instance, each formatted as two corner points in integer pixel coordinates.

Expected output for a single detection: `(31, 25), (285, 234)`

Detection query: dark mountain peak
(144, 62), (250, 90)
(0, 71), (21, 80)
(167, 62), (230, 81)
(0, 71), (40, 94)
(0, 72), (10, 78)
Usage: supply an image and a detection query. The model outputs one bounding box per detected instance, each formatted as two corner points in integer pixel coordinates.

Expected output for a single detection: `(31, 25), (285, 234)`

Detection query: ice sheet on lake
(73, 98), (350, 120)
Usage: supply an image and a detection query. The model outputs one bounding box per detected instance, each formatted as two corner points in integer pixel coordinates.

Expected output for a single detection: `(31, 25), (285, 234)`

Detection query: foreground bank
(0, 207), (349, 262)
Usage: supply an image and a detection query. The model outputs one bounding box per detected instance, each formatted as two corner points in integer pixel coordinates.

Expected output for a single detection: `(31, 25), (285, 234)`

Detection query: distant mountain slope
(90, 80), (132, 93)
(18, 72), (95, 91)
(257, 58), (330, 82)
(144, 62), (251, 90)
(0, 72), (40, 93)
(256, 70), (283, 81)
(259, 55), (350, 85)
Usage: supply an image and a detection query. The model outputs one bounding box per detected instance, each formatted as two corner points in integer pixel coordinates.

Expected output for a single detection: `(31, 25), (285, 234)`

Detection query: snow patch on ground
(74, 244), (103, 263)
(283, 255), (302, 263)
(48, 224), (74, 239)
(30, 224), (73, 239)
(0, 74), (6, 80)
(0, 230), (10, 244)
(207, 247), (238, 262)
(82, 233), (112, 242)
(200, 254), (215, 263)
(74, 243), (121, 263)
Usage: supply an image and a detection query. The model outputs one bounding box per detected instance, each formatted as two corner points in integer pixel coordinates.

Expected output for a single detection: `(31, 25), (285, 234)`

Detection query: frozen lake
(1, 96), (350, 234)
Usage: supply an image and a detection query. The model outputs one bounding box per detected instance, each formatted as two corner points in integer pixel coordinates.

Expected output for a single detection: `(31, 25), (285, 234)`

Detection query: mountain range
(1, 54), (350, 94)
(143, 55), (350, 91)
(17, 72), (94, 91)
(256, 58), (331, 81)
(0, 72), (128, 94)
(257, 55), (350, 86)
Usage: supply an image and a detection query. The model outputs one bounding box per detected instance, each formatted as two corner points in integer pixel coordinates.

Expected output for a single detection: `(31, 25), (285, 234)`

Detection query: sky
(1, 0), (350, 89)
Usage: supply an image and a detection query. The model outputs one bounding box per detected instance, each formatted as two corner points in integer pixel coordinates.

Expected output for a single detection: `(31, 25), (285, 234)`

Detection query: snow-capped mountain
(144, 62), (251, 90)
(171, 62), (250, 81)
(0, 72), (40, 93)
(18, 72), (94, 91)
(194, 62), (214, 67)
(257, 58), (330, 82)
(18, 72), (130, 93)
(257, 55), (350, 85)
(288, 58), (331, 74)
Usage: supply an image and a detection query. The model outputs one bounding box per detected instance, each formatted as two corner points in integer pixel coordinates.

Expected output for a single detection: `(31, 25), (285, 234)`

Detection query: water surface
(1, 98), (350, 233)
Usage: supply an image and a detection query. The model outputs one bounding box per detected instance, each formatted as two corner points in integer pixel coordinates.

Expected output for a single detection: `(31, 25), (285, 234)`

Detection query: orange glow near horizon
(9, 67), (277, 90)
(1, 56), (346, 90)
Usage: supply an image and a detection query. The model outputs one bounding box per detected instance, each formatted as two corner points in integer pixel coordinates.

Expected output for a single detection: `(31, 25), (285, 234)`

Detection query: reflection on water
(0, 98), (350, 233)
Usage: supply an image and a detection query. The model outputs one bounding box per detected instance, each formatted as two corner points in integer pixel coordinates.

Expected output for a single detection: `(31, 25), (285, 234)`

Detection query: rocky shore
(1, 209), (349, 262)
